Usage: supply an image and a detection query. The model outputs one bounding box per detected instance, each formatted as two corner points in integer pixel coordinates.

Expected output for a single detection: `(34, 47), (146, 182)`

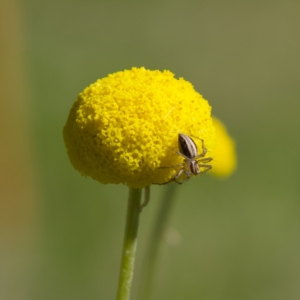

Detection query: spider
(158, 133), (213, 184)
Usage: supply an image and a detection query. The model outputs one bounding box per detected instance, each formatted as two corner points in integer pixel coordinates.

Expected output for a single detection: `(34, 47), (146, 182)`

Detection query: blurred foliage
(1, 0), (300, 299)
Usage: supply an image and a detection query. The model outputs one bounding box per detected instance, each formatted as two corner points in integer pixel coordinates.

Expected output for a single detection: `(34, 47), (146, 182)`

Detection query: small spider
(158, 133), (213, 184)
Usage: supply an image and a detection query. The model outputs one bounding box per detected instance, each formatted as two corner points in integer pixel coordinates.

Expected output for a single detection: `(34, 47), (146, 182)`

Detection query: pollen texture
(63, 67), (216, 188)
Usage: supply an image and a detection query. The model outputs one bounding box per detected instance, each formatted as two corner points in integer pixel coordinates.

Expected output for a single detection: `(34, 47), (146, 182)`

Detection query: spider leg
(165, 144), (192, 161)
(196, 156), (213, 163)
(152, 176), (175, 185)
(174, 169), (190, 184)
(199, 164), (212, 173)
(183, 135), (207, 157)
(159, 163), (184, 169)
(153, 168), (191, 185)
(197, 139), (207, 157)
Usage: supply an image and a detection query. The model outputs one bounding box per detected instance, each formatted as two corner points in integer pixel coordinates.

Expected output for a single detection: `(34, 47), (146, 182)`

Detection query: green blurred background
(1, 0), (300, 299)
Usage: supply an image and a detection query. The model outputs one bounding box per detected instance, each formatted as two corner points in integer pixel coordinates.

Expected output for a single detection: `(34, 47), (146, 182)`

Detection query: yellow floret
(63, 67), (216, 188)
(210, 117), (237, 177)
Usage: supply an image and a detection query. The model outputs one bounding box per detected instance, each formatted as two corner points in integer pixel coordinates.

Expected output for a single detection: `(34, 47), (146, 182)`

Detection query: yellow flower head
(63, 67), (216, 188)
(210, 117), (237, 177)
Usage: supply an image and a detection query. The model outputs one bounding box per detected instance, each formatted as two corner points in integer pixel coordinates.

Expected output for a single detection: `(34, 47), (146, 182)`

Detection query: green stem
(139, 184), (178, 300)
(116, 188), (142, 300)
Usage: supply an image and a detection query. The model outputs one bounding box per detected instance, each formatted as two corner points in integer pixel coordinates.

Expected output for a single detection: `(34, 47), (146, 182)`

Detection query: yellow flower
(210, 117), (237, 177)
(63, 67), (216, 188)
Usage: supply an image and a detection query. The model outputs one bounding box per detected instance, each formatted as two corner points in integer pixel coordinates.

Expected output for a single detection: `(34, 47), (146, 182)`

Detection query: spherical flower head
(63, 67), (216, 189)
(210, 117), (237, 177)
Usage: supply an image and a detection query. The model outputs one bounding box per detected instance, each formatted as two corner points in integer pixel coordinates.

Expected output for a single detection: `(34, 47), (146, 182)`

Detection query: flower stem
(116, 188), (142, 300)
(139, 184), (178, 300)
